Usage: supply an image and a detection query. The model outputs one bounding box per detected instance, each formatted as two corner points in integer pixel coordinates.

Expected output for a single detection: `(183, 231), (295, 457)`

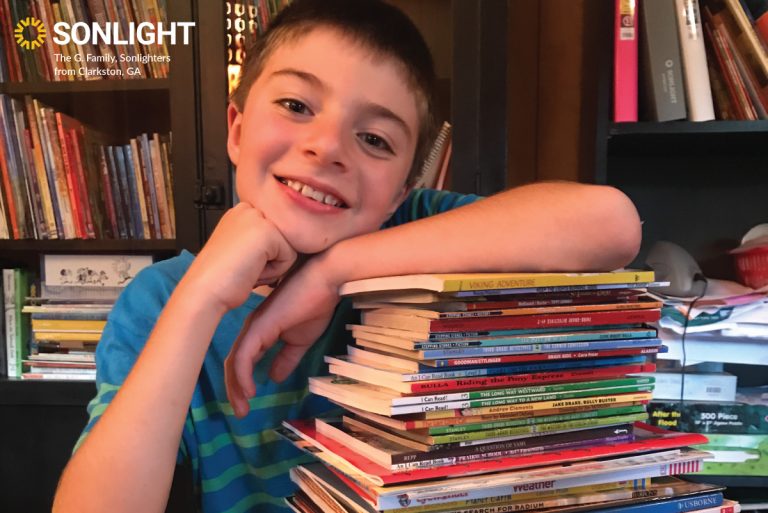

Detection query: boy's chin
(283, 231), (337, 255)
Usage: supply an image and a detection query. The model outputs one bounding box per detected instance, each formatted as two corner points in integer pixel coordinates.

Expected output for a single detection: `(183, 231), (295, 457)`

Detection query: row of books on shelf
(613, 0), (768, 122)
(0, 94), (175, 240)
(0, 0), (170, 82)
(1, 253), (151, 380)
(278, 269), (738, 513)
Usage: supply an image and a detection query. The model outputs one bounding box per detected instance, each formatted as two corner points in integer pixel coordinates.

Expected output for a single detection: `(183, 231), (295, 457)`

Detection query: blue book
(113, 146), (140, 239)
(119, 145), (145, 240)
(384, 355), (650, 378)
(418, 337), (663, 360)
(412, 328), (658, 350)
(105, 146), (128, 239)
(591, 491), (722, 513)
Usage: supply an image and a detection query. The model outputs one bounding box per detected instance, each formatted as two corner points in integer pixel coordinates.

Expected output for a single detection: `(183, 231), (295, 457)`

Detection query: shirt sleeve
(382, 188), (484, 228)
(73, 262), (190, 463)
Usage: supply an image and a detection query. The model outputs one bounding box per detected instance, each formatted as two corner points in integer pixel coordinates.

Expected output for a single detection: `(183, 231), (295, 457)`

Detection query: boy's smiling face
(227, 27), (420, 254)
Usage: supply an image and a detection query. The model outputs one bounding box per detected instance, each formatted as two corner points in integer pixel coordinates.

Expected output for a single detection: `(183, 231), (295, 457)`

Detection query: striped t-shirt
(76, 188), (481, 513)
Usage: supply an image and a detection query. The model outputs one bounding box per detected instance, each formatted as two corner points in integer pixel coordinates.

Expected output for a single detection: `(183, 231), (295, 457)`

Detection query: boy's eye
(359, 133), (393, 153)
(278, 99), (311, 115)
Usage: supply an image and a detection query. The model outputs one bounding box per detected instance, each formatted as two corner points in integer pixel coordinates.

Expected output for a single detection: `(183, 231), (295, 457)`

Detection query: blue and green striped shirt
(76, 188), (481, 513)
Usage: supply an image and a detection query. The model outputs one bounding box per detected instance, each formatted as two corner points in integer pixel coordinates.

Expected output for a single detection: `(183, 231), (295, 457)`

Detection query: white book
(675, 0), (715, 120)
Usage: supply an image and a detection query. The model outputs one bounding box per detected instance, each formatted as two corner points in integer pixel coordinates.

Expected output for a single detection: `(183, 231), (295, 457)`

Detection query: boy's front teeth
(282, 178), (342, 207)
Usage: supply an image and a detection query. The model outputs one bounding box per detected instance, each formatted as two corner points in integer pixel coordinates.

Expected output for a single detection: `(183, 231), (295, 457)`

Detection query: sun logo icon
(14, 17), (47, 50)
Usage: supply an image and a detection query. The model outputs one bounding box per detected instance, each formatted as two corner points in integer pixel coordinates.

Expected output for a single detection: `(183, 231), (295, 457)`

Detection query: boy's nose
(300, 116), (348, 170)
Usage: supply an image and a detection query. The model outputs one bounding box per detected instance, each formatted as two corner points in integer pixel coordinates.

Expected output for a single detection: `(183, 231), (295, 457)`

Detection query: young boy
(53, 1), (642, 512)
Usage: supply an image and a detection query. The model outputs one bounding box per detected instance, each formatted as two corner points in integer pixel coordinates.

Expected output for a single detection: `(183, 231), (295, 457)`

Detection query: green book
(429, 404), (648, 435)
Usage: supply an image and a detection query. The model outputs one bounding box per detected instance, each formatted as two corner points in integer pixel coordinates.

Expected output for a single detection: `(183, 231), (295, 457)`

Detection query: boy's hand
(224, 258), (340, 417)
(185, 202), (297, 313)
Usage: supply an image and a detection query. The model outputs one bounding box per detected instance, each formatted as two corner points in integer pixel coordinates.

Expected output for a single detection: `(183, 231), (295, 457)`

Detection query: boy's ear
(227, 103), (243, 166)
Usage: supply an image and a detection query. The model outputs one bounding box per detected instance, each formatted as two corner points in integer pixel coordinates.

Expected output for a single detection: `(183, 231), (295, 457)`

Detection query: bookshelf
(581, 0), (768, 280)
(0, 1), (203, 511)
(580, 0), (768, 502)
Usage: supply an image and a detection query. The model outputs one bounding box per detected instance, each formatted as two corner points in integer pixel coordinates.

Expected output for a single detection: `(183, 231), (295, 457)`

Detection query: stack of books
(279, 270), (738, 513)
(18, 254), (152, 380)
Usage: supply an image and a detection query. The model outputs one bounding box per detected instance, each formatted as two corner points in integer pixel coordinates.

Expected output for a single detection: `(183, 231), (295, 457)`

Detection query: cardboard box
(694, 433), (768, 476)
(647, 400), (768, 434)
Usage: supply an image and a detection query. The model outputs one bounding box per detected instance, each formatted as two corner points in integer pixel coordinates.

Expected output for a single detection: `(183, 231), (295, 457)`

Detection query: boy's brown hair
(230, 0), (437, 186)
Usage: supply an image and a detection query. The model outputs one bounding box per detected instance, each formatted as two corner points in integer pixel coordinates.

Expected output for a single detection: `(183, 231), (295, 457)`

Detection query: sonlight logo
(14, 17), (47, 50)
(52, 22), (195, 46)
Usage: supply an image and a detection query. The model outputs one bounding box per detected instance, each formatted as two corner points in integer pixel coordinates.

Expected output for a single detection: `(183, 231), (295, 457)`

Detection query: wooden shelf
(0, 377), (94, 406)
(0, 78), (170, 95)
(0, 239), (178, 253)
(610, 120), (768, 136)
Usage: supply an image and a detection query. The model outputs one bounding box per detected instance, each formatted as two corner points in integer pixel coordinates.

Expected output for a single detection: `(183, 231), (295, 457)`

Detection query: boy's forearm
(319, 182), (641, 286)
(54, 281), (227, 513)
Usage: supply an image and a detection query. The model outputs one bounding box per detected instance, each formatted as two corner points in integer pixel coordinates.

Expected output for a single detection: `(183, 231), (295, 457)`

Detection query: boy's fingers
(269, 344), (310, 383)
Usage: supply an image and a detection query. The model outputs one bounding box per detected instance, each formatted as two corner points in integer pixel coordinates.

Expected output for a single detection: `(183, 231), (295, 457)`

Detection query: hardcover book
(641, 0), (688, 121)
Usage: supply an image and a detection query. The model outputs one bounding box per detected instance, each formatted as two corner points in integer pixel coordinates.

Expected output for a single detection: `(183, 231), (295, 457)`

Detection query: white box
(640, 372), (738, 402)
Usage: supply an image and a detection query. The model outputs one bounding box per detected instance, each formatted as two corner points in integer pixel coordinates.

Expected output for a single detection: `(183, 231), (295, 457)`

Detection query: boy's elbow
(596, 185), (642, 267)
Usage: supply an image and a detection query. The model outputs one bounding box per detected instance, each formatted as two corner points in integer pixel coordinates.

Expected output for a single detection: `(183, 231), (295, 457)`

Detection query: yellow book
(33, 331), (102, 342)
(340, 270), (655, 296)
(31, 319), (107, 331)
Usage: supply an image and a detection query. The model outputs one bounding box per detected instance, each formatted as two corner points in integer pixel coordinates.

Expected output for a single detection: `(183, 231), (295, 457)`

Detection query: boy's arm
(226, 182), (642, 415)
(54, 204), (296, 513)
(325, 181), (641, 278)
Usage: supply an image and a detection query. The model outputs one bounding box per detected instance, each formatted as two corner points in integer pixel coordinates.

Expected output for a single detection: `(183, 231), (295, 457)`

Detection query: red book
(362, 309), (660, 334)
(68, 128), (96, 239)
(613, 0), (639, 121)
(0, 109), (20, 238)
(282, 420), (708, 487)
(406, 363), (656, 394)
(55, 113), (85, 238)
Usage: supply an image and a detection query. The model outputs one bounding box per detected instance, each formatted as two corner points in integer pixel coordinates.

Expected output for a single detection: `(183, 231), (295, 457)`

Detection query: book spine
(596, 492), (723, 513)
(390, 386), (655, 414)
(428, 413), (648, 445)
(126, 140), (151, 238)
(429, 404), (648, 435)
(105, 146), (129, 239)
(55, 113), (84, 238)
(676, 0), (717, 120)
(706, 16), (759, 118)
(41, 108), (76, 238)
(418, 337), (661, 359)
(614, 0), (639, 121)
(403, 354), (647, 380)
(411, 328), (658, 349)
(159, 135), (175, 237)
(460, 392), (653, 417)
(97, 145), (119, 238)
(641, 0), (688, 120)
(22, 372), (95, 380)
(408, 363), (656, 393)
(0, 98), (20, 238)
(139, 133), (162, 236)
(23, 97), (57, 238)
(433, 346), (661, 367)
(68, 126), (97, 238)
(150, 134), (171, 238)
(3, 268), (16, 376)
(115, 145), (143, 239)
(374, 459), (702, 509)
